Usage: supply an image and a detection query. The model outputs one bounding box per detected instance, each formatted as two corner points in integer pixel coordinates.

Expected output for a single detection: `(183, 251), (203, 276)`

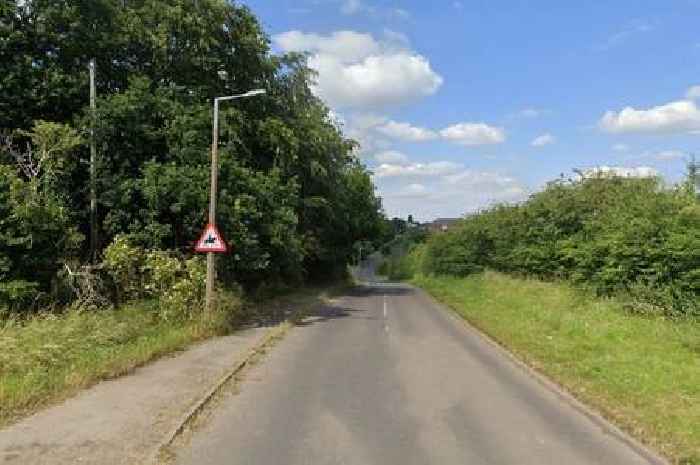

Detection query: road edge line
(413, 285), (670, 465)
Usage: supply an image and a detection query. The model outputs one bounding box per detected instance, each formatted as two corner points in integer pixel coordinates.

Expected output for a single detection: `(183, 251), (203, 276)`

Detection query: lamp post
(206, 89), (266, 313)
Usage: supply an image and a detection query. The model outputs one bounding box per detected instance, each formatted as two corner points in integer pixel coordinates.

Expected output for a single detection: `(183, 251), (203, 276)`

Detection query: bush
(0, 280), (40, 313)
(420, 175), (700, 317)
(379, 229), (428, 280)
(103, 236), (211, 320)
(103, 235), (146, 303)
(381, 243), (427, 281)
(157, 256), (207, 321)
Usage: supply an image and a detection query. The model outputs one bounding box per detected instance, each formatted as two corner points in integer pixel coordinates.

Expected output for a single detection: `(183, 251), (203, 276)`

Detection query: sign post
(200, 89), (265, 313)
(204, 97), (221, 313)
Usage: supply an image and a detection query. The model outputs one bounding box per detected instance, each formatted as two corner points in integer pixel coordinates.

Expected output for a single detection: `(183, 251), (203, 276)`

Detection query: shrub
(143, 250), (183, 297)
(0, 280), (40, 313)
(158, 256), (206, 321)
(102, 236), (218, 321)
(420, 175), (700, 317)
(103, 235), (146, 303)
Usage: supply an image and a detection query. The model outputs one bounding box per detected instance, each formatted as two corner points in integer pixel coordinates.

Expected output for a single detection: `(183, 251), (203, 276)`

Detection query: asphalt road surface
(172, 270), (663, 465)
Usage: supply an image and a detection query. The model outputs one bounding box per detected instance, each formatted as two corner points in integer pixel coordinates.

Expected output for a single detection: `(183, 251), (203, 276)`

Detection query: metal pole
(89, 59), (97, 263)
(205, 98), (220, 313)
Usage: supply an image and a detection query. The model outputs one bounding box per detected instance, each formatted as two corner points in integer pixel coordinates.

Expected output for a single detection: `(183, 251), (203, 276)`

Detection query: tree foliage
(0, 0), (384, 312)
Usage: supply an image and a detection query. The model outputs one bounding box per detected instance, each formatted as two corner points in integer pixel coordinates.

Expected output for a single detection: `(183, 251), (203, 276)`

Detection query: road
(172, 271), (663, 465)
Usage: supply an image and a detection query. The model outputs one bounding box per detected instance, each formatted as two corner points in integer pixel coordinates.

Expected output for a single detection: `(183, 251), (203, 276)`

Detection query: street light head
(242, 89), (266, 97)
(216, 89), (267, 103)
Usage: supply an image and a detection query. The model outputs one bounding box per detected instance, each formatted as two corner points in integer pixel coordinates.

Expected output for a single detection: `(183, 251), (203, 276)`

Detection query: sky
(244, 0), (700, 221)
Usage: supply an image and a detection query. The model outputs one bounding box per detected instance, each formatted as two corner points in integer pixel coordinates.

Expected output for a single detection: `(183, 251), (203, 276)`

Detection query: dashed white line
(383, 294), (389, 334)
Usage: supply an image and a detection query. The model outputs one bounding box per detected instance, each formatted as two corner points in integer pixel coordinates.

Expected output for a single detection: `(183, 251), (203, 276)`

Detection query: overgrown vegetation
(0, 301), (231, 426)
(410, 172), (700, 317)
(0, 0), (385, 316)
(378, 225), (427, 280)
(0, 282), (337, 427)
(0, 0), (389, 423)
(414, 272), (700, 465)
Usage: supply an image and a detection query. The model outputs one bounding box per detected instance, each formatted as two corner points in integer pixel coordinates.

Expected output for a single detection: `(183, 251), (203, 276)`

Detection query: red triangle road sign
(195, 224), (228, 253)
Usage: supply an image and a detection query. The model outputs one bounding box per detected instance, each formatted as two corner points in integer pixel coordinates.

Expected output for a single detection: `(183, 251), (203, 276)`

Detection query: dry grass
(414, 271), (700, 465)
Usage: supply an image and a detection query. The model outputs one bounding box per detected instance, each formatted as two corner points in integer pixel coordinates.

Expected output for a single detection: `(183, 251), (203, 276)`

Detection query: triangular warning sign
(195, 224), (228, 253)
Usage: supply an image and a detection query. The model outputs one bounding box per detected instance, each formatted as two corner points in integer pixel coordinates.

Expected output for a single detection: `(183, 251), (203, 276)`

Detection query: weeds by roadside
(0, 280), (347, 429)
(0, 298), (237, 428)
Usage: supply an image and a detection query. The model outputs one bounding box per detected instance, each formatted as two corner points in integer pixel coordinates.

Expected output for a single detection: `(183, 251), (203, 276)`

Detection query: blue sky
(245, 0), (700, 221)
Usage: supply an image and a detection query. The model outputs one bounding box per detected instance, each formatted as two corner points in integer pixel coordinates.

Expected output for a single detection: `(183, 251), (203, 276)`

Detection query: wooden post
(89, 58), (98, 262)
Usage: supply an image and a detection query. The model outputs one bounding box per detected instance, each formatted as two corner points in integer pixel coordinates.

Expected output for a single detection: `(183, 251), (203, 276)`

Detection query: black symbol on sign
(205, 235), (217, 245)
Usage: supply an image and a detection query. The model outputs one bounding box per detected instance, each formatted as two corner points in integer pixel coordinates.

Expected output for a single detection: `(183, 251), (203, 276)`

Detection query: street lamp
(206, 89), (266, 313)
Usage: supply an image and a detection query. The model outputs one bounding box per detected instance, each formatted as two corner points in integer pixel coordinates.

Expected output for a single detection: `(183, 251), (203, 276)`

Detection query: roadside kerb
(151, 320), (292, 464)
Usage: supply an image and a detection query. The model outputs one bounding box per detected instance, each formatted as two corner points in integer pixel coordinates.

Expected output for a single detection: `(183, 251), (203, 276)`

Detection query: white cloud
(340, 0), (410, 20)
(395, 183), (429, 198)
(309, 53), (442, 109)
(376, 167), (527, 220)
(636, 150), (686, 161)
(375, 119), (505, 146)
(374, 161), (462, 178)
(599, 100), (700, 134)
(374, 150), (409, 165)
(511, 108), (547, 119)
(274, 30), (380, 62)
(376, 120), (438, 142)
(443, 170), (521, 190)
(346, 115), (505, 151)
(440, 123), (506, 146)
(651, 150), (686, 161)
(342, 113), (390, 155)
(686, 85), (700, 100)
(274, 30), (442, 110)
(531, 133), (555, 147)
(371, 153), (528, 220)
(612, 143), (629, 152)
(580, 166), (658, 179)
(382, 28), (410, 48)
(341, 0), (363, 15)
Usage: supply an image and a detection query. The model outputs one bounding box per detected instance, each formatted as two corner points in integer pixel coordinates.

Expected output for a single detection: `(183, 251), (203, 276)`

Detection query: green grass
(413, 272), (700, 465)
(0, 299), (239, 427)
(0, 284), (339, 428)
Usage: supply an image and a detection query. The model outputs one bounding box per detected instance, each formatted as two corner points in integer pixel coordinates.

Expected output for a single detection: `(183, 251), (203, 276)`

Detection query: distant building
(427, 218), (460, 233)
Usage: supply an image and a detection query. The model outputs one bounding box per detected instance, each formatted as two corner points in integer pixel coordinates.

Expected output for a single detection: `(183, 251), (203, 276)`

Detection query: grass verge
(0, 283), (341, 428)
(413, 271), (700, 465)
(0, 300), (233, 427)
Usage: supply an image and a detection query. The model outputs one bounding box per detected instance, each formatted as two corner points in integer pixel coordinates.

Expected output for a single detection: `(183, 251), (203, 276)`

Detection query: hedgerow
(420, 175), (700, 317)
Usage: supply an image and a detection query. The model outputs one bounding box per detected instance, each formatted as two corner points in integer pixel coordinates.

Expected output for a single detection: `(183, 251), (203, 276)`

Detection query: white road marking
(383, 294), (389, 334)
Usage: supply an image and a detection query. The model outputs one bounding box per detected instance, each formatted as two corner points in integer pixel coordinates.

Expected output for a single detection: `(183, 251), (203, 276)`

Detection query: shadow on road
(240, 257), (414, 330)
(294, 283), (415, 327)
